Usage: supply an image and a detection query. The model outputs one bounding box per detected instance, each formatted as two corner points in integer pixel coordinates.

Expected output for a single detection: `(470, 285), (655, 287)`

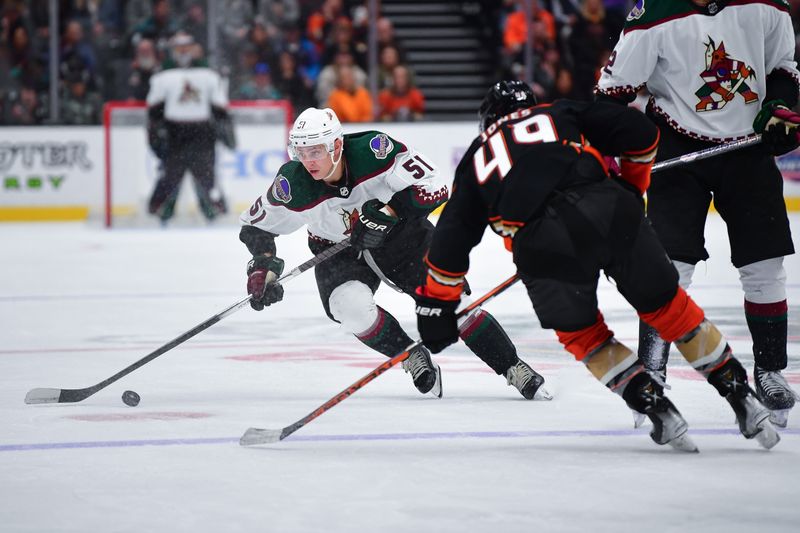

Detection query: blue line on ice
(1, 428), (798, 452)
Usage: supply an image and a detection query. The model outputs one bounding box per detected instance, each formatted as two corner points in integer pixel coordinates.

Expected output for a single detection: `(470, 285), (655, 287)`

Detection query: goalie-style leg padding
(457, 308), (519, 375)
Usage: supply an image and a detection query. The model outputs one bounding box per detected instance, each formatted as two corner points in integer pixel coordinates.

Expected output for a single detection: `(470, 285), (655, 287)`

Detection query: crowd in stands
(0, 0), (424, 125)
(3, 0), (800, 126)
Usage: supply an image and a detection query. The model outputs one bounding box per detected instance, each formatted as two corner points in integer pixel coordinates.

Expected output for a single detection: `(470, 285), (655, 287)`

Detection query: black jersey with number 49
(427, 99), (659, 277)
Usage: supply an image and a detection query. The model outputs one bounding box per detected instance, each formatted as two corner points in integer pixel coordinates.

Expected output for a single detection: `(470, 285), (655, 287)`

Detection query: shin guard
(458, 309), (519, 374)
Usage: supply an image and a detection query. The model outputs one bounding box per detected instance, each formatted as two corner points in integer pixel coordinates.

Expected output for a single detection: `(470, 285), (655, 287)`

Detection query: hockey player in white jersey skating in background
(239, 107), (552, 400)
(146, 32), (234, 224)
(597, 0), (799, 427)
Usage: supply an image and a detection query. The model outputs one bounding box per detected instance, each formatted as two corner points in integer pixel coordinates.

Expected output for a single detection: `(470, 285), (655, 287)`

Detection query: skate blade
(769, 409), (790, 429)
(754, 419), (781, 450)
(667, 432), (699, 453)
(533, 386), (553, 401)
(632, 410), (647, 429)
(428, 364), (443, 399)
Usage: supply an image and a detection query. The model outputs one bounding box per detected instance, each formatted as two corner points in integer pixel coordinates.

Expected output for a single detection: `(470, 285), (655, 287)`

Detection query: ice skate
(755, 367), (796, 428)
(630, 369), (668, 428)
(505, 359), (552, 400)
(708, 360), (780, 449)
(402, 345), (442, 398)
(624, 373), (698, 452)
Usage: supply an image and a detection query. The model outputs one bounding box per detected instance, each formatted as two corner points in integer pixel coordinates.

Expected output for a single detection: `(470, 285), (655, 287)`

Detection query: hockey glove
(350, 199), (399, 251)
(414, 288), (460, 354)
(753, 100), (800, 155)
(246, 256), (285, 311)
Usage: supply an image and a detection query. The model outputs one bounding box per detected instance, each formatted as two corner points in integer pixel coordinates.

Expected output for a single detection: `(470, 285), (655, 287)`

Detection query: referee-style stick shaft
(239, 274), (521, 446)
(24, 240), (351, 405)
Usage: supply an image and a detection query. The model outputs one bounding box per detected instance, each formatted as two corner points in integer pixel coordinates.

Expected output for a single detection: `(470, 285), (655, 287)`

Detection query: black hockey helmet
(478, 80), (537, 132)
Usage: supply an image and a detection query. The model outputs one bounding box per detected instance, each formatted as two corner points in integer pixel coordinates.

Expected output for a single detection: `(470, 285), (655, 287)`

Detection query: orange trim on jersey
(424, 255), (468, 278)
(555, 312), (614, 361)
(638, 287), (705, 343)
(583, 145), (606, 171)
(619, 159), (653, 195)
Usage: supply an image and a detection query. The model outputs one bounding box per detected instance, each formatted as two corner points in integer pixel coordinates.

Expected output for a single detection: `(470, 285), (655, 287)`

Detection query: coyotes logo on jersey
(340, 208), (359, 235)
(695, 37), (758, 112)
(178, 80), (201, 103)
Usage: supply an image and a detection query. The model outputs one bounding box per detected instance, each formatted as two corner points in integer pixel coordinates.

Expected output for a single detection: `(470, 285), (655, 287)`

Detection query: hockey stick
(239, 274), (521, 446)
(651, 135), (763, 173)
(24, 240), (352, 405)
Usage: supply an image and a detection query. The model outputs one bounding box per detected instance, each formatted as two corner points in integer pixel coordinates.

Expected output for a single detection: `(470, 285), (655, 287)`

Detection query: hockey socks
(744, 299), (788, 371)
(458, 309), (519, 374)
(355, 306), (414, 357)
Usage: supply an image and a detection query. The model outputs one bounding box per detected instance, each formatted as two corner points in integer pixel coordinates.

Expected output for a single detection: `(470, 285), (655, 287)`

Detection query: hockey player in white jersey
(146, 32), (233, 223)
(239, 107), (552, 400)
(597, 0), (799, 427)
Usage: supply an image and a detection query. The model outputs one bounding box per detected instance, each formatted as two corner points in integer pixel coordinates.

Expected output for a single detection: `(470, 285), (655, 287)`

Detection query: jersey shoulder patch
(266, 161), (327, 210)
(624, 0), (693, 31)
(343, 131), (407, 179)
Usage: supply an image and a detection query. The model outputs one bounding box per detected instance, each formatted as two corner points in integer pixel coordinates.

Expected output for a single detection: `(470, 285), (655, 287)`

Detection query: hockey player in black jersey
(239, 107), (551, 400)
(414, 81), (780, 450)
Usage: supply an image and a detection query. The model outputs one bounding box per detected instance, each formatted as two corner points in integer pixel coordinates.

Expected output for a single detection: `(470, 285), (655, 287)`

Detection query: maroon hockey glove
(350, 199), (399, 251)
(247, 256), (285, 311)
(753, 100), (800, 155)
(414, 288), (460, 354)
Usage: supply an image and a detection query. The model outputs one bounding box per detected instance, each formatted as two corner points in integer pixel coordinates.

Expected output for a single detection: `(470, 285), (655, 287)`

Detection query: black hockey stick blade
(239, 274), (520, 446)
(24, 241), (352, 405)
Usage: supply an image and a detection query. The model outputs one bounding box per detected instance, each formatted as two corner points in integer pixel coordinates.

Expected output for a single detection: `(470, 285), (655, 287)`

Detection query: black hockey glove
(753, 100), (800, 155)
(350, 199), (399, 251)
(246, 256), (285, 311)
(414, 289), (460, 354)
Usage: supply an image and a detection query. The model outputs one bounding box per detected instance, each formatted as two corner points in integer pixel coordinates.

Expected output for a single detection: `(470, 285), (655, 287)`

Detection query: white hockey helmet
(287, 107), (344, 161)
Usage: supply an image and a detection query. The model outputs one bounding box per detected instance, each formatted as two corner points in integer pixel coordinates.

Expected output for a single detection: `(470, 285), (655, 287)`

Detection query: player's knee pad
(674, 319), (733, 377)
(674, 260), (695, 290)
(738, 257), (787, 303)
(328, 280), (378, 334)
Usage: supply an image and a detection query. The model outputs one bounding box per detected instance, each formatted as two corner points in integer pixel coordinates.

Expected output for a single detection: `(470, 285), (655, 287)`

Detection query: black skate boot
(623, 373), (698, 452)
(402, 345), (442, 398)
(754, 367), (797, 428)
(708, 359), (780, 449)
(505, 359), (552, 400)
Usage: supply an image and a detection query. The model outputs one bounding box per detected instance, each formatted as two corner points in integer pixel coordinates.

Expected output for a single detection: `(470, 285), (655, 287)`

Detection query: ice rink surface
(1, 214), (799, 533)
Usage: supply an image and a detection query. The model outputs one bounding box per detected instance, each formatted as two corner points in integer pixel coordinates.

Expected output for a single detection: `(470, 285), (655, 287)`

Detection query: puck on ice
(122, 390), (140, 407)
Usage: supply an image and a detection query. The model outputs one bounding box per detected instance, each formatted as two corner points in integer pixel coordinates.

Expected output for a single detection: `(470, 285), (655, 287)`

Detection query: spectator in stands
(568, 0), (620, 100)
(249, 17), (279, 71)
(3, 83), (48, 125)
(126, 38), (159, 101)
(129, 0), (177, 53)
(378, 45), (401, 90)
(375, 16), (405, 60)
(6, 24), (39, 83)
(232, 42), (260, 91)
(258, 0), (301, 30)
(280, 25), (321, 83)
(377, 65), (424, 122)
(504, 0), (557, 53)
(551, 66), (579, 100)
(316, 50), (365, 108)
(274, 50), (315, 110)
(61, 19), (96, 75)
(180, 1), (208, 52)
(60, 66), (102, 125)
(326, 63), (372, 122)
(218, 0), (253, 61)
(306, 0), (345, 55)
(235, 62), (282, 100)
(321, 16), (367, 70)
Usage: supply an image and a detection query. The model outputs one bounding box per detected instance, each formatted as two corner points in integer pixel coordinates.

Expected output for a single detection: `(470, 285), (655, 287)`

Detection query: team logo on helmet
(271, 174), (292, 203)
(369, 134), (393, 159)
(627, 0), (646, 21)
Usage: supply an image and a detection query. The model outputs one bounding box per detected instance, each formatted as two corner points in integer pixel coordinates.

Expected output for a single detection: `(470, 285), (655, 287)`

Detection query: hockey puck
(122, 390), (140, 407)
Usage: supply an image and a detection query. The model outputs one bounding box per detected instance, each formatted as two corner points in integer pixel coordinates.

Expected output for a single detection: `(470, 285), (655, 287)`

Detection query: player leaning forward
(597, 0), (798, 427)
(239, 107), (551, 400)
(414, 81), (779, 451)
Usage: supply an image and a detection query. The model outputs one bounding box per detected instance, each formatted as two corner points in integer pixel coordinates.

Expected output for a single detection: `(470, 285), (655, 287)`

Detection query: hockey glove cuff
(753, 100), (800, 155)
(247, 256), (285, 311)
(350, 199), (399, 251)
(414, 288), (460, 354)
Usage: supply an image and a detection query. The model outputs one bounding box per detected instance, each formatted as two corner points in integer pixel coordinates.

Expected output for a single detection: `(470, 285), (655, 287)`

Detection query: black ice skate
(402, 345), (442, 398)
(623, 373), (698, 452)
(505, 359), (552, 400)
(755, 367), (797, 428)
(708, 360), (780, 449)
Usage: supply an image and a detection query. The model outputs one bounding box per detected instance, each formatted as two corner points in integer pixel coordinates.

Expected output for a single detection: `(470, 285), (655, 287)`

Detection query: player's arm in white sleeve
(763, 8), (800, 106)
(383, 147), (449, 219)
(238, 184), (306, 256)
(596, 27), (660, 104)
(210, 70), (229, 109)
(146, 71), (166, 107)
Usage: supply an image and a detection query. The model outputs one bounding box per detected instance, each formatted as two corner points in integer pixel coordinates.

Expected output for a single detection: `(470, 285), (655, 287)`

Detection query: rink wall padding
(2, 123), (800, 222)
